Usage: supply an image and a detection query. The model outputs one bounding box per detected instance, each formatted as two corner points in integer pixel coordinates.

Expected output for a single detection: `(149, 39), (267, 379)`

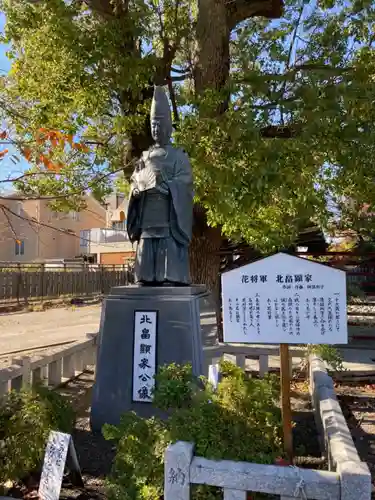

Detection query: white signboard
(132, 311), (157, 402)
(221, 253), (347, 345)
(38, 431), (82, 500)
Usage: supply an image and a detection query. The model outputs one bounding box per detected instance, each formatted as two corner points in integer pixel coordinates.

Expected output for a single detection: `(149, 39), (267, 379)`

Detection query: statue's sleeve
(127, 192), (142, 243)
(130, 156), (148, 192)
(127, 158), (146, 243)
(168, 149), (194, 245)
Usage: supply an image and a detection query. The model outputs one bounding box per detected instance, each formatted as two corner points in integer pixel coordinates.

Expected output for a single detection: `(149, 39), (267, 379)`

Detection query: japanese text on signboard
(221, 254), (347, 345)
(132, 311), (157, 402)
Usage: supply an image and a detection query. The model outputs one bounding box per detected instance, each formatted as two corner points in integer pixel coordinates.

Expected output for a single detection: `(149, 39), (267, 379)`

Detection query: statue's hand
(133, 188), (140, 197)
(155, 167), (168, 183)
(159, 180), (169, 194)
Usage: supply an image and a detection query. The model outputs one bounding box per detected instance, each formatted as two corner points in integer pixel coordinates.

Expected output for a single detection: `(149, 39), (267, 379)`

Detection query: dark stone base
(90, 285), (218, 432)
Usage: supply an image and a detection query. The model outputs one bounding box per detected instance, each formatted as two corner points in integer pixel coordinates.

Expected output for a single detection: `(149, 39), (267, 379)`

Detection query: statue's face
(151, 119), (170, 145)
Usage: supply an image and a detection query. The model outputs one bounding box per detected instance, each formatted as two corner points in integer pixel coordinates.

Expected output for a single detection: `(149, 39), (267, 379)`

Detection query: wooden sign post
(280, 343), (293, 464)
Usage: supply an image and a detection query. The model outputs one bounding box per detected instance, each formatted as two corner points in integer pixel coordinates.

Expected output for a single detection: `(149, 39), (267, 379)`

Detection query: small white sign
(208, 364), (219, 389)
(38, 431), (83, 500)
(38, 432), (71, 500)
(132, 311), (157, 402)
(222, 253), (347, 345)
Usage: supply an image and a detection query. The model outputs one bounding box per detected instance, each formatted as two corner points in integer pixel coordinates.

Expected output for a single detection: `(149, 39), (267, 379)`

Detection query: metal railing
(80, 228), (130, 250)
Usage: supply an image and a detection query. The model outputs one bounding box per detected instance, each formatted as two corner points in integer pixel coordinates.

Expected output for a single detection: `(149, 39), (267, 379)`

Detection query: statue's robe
(127, 144), (193, 284)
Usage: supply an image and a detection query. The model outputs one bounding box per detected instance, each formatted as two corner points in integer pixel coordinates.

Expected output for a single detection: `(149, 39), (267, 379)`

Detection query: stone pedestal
(90, 285), (218, 432)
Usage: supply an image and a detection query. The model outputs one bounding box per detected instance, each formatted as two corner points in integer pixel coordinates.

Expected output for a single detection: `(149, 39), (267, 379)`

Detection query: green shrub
(151, 362), (197, 411)
(103, 413), (169, 500)
(0, 386), (75, 483)
(103, 361), (283, 500)
(307, 344), (345, 372)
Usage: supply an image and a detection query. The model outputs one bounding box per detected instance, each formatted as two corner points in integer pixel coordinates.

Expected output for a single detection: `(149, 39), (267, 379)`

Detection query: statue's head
(150, 86), (172, 146)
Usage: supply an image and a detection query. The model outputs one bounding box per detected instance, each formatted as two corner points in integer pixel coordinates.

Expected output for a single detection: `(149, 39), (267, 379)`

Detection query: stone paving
(0, 304), (101, 355)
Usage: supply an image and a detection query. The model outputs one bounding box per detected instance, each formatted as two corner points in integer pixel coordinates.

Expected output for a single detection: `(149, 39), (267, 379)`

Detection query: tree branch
(171, 66), (191, 74)
(0, 203), (81, 239)
(260, 123), (302, 138)
(0, 203), (128, 249)
(0, 161), (132, 201)
(235, 95), (301, 110)
(0, 171), (57, 184)
(166, 78), (180, 124)
(236, 63), (353, 84)
(295, 63), (353, 73)
(1, 206), (18, 241)
(226, 0), (283, 30)
(280, 2), (305, 124)
(169, 74), (191, 82)
(82, 0), (128, 18)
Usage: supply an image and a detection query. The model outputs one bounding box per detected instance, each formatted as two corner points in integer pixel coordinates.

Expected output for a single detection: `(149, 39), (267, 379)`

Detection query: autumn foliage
(0, 127), (89, 172)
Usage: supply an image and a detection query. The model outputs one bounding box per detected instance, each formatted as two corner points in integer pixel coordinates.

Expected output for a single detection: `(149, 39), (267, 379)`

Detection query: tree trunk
(189, 0), (230, 332)
(190, 205), (223, 338)
(194, 0), (230, 113)
(191, 0), (276, 327)
(113, 0), (282, 334)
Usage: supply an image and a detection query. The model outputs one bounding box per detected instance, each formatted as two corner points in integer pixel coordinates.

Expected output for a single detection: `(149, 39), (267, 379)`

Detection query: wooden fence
(2, 251), (375, 307)
(0, 263), (134, 304)
(294, 251), (375, 295)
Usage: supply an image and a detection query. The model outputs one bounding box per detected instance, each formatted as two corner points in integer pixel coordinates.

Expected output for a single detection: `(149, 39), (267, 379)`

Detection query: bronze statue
(126, 86), (193, 286)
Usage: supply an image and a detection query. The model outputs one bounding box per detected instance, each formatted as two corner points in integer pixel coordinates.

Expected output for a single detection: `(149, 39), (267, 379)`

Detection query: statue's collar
(146, 145), (169, 160)
(152, 141), (171, 148)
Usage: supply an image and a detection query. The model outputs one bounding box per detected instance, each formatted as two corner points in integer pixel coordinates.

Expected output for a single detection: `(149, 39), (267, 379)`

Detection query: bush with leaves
(103, 361), (282, 500)
(306, 344), (345, 372)
(0, 386), (75, 484)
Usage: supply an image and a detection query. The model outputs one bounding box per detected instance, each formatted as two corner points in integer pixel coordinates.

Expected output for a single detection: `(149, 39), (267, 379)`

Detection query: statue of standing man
(126, 86), (194, 286)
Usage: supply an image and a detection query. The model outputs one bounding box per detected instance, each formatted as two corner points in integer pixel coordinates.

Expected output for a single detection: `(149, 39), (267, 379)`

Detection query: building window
(116, 194), (124, 209)
(112, 221), (126, 230)
(80, 230), (89, 248)
(15, 240), (25, 256)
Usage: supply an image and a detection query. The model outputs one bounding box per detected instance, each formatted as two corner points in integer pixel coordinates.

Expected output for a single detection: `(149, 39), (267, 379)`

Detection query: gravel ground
(59, 371), (113, 500)
(335, 384), (375, 497)
(348, 304), (375, 314)
(348, 303), (375, 326)
(59, 416), (115, 500)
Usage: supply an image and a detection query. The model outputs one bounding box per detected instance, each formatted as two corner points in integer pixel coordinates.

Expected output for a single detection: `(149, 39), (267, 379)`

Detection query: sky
(0, 14), (10, 74)
(0, 12), (30, 191)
